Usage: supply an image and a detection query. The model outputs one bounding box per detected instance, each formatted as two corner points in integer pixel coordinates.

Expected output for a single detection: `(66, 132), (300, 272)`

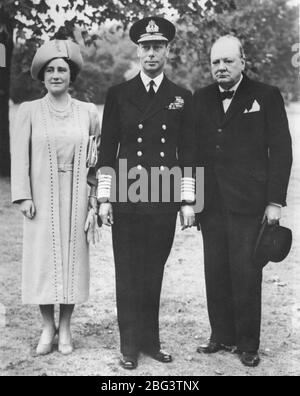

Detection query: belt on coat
(57, 163), (73, 173)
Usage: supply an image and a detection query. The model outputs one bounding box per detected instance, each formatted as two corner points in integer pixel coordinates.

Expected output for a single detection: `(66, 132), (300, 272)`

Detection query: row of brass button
(137, 137), (166, 144)
(138, 124), (167, 130)
(137, 165), (165, 171)
(137, 151), (165, 157)
(137, 124), (167, 171)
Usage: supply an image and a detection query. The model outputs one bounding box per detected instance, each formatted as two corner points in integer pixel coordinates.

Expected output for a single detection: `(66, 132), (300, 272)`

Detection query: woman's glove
(20, 199), (36, 220)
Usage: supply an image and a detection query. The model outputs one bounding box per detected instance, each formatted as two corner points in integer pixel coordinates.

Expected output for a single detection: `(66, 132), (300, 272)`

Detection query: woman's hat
(31, 39), (83, 80)
(129, 17), (176, 44)
(253, 220), (292, 267)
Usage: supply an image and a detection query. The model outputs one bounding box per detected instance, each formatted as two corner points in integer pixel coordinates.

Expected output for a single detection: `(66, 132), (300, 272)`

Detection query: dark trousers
(112, 212), (177, 357)
(200, 191), (264, 352)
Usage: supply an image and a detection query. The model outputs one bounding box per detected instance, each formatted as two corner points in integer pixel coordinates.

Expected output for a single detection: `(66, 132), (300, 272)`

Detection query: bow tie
(220, 90), (235, 101)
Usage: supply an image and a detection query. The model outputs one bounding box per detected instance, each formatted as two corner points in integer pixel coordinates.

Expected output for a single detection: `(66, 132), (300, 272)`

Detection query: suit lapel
(140, 76), (172, 122)
(208, 84), (225, 127)
(127, 74), (150, 113)
(222, 75), (253, 126)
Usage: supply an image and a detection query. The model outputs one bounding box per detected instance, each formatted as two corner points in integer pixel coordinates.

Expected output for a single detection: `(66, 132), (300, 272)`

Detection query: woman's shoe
(36, 327), (57, 356)
(58, 331), (74, 355)
(58, 341), (74, 355)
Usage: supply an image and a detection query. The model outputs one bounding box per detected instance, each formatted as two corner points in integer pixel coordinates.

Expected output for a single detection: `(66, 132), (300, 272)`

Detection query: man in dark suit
(194, 35), (292, 367)
(97, 17), (195, 370)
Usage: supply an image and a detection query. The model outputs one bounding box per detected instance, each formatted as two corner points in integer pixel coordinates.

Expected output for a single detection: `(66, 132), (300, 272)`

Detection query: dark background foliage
(0, 0), (299, 175)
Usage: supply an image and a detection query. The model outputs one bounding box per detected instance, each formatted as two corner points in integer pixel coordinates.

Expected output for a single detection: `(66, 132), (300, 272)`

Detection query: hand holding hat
(253, 219), (292, 268)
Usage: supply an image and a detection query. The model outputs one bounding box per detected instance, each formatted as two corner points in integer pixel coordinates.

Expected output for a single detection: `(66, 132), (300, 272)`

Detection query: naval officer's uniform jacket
(97, 72), (195, 356)
(97, 72), (195, 213)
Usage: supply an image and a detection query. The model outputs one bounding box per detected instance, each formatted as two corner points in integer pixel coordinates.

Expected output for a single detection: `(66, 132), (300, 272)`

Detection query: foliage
(9, 0), (299, 104)
(168, 0), (299, 99)
(0, 0), (298, 176)
(0, 0), (168, 42)
(10, 25), (137, 104)
(0, 0), (170, 175)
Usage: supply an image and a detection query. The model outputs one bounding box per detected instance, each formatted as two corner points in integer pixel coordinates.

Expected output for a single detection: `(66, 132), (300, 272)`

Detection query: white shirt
(219, 74), (243, 113)
(140, 71), (164, 93)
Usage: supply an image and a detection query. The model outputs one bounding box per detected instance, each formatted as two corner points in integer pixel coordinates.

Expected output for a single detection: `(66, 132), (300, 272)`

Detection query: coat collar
(140, 75), (173, 122)
(222, 74), (253, 125)
(127, 74), (151, 113)
(140, 70), (164, 92)
(127, 73), (174, 122)
(209, 74), (254, 127)
(208, 84), (225, 127)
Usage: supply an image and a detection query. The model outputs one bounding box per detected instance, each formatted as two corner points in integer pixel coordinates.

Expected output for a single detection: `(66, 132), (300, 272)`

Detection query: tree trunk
(0, 16), (14, 177)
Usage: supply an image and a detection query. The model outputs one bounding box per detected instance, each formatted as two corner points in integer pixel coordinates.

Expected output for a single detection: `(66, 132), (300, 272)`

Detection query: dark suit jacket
(97, 73), (195, 214)
(193, 74), (293, 215)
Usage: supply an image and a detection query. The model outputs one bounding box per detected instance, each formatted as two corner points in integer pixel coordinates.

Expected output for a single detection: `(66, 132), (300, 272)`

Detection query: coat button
(216, 145), (221, 151)
(137, 138), (143, 143)
(137, 165), (142, 170)
(162, 124), (167, 130)
(161, 138), (166, 144)
(138, 124), (143, 130)
(137, 151), (143, 157)
(218, 128), (223, 133)
(160, 152), (165, 158)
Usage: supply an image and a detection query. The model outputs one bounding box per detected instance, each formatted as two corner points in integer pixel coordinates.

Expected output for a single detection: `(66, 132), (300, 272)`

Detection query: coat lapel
(222, 75), (253, 126)
(140, 76), (173, 122)
(127, 74), (150, 113)
(207, 84), (225, 127)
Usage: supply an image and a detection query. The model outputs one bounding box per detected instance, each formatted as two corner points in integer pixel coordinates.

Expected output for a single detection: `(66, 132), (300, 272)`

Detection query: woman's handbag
(86, 135), (98, 168)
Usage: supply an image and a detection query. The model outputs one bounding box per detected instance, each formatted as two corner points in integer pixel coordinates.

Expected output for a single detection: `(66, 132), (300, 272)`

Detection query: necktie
(220, 90), (235, 101)
(148, 80), (156, 99)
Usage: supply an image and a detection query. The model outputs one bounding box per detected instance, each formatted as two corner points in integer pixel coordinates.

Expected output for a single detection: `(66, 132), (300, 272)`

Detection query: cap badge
(146, 20), (159, 34)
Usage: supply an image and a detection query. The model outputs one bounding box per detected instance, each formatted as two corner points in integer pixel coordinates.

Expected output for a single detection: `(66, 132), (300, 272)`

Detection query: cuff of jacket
(97, 174), (112, 202)
(181, 177), (195, 203)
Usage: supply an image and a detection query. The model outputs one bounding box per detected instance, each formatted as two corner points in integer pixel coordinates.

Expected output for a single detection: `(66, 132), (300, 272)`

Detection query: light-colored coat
(10, 97), (100, 304)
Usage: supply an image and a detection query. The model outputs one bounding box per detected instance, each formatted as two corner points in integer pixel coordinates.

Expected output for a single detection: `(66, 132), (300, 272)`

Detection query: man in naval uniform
(97, 17), (196, 370)
(194, 35), (292, 367)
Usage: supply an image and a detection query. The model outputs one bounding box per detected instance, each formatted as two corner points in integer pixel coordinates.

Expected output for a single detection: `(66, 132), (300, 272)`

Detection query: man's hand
(20, 199), (36, 220)
(84, 208), (99, 245)
(264, 204), (282, 225)
(180, 205), (195, 230)
(99, 203), (114, 226)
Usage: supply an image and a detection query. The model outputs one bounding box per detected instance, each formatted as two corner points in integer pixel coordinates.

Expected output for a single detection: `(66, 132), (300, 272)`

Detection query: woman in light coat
(10, 38), (100, 355)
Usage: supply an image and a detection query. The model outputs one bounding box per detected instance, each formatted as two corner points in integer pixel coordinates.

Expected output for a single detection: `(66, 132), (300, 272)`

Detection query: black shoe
(239, 352), (260, 367)
(197, 341), (229, 354)
(119, 355), (138, 370)
(147, 350), (173, 363)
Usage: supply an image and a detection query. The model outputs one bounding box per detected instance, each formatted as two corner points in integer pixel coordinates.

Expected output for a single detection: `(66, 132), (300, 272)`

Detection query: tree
(0, 0), (243, 176)
(10, 37), (45, 103)
(10, 25), (136, 104)
(67, 25), (137, 104)
(167, 0), (299, 98)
